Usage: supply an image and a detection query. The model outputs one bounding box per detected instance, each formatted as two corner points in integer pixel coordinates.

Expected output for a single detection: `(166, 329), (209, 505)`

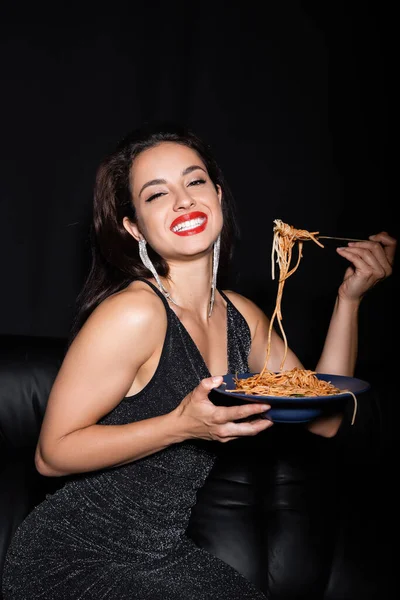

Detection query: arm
(36, 286), (272, 478)
(35, 287), (174, 476)
(308, 231), (396, 436)
(315, 232), (396, 376)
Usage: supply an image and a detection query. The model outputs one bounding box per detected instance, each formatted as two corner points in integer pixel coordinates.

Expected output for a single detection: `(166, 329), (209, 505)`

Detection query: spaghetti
(230, 368), (342, 397)
(264, 219), (324, 373)
(227, 219), (357, 423)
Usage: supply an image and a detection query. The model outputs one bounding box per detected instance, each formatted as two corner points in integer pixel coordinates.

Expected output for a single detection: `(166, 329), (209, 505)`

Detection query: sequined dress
(2, 279), (266, 600)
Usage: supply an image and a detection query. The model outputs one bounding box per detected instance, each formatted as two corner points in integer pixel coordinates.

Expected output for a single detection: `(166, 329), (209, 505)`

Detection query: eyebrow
(138, 165), (207, 197)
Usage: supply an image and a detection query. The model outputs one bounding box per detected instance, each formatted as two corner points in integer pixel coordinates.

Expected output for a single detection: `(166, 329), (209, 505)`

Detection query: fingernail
(212, 376), (222, 383)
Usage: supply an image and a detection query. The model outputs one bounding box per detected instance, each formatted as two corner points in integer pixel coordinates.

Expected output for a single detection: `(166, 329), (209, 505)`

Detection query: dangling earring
(209, 234), (221, 317)
(138, 239), (178, 305)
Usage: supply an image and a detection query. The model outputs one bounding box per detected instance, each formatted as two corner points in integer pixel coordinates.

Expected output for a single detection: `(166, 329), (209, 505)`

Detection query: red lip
(170, 211), (208, 236)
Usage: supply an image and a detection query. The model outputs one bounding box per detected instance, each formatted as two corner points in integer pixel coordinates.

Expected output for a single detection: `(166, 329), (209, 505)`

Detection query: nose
(173, 188), (196, 212)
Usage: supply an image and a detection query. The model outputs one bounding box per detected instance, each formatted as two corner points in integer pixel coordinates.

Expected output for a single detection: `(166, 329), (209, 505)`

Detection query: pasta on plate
(227, 219), (357, 423)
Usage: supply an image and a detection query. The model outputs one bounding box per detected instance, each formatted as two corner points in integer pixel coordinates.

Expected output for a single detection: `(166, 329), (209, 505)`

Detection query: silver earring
(138, 239), (178, 305)
(209, 234), (221, 317)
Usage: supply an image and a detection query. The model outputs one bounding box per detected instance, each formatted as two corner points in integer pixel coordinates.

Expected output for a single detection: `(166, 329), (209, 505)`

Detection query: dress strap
(135, 277), (171, 312)
(218, 289), (230, 304)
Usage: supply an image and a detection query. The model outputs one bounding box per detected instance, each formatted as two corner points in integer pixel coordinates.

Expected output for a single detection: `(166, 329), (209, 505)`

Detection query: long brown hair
(70, 122), (240, 340)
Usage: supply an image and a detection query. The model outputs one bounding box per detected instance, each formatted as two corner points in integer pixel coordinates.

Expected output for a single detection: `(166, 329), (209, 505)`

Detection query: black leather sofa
(0, 334), (394, 599)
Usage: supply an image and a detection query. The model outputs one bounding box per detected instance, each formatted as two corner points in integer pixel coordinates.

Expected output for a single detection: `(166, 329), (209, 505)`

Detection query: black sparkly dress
(2, 279), (266, 600)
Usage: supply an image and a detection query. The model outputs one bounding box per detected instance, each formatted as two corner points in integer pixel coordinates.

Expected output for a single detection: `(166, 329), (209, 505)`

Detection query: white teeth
(172, 217), (205, 232)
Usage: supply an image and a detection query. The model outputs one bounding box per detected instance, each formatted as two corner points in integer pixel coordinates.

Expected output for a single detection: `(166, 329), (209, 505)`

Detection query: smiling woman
(2, 121), (396, 600)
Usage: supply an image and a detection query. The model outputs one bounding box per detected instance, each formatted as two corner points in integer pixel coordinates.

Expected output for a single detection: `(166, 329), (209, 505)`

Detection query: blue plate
(213, 372), (370, 423)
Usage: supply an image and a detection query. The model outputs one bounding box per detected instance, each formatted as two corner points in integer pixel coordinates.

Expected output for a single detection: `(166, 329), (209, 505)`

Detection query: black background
(0, 3), (397, 402)
(0, 3), (397, 595)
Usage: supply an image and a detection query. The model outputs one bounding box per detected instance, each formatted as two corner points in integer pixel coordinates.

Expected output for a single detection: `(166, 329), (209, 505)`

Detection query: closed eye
(188, 179), (206, 186)
(146, 179), (205, 201)
(145, 192), (166, 202)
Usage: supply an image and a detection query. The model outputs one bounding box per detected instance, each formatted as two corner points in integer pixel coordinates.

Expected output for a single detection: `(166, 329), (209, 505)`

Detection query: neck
(162, 254), (214, 318)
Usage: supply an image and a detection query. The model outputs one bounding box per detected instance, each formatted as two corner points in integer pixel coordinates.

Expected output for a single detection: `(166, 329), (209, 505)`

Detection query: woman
(2, 123), (396, 599)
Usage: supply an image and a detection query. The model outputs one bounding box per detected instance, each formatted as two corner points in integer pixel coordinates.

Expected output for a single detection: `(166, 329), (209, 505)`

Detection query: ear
(216, 184), (222, 205)
(123, 216), (143, 242)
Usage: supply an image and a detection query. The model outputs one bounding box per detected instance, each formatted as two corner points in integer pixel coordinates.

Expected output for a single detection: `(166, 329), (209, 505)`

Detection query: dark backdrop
(0, 4), (397, 403)
(0, 2), (398, 594)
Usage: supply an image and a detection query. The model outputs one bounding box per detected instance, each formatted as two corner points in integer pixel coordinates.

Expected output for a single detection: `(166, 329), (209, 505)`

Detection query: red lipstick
(170, 211), (208, 237)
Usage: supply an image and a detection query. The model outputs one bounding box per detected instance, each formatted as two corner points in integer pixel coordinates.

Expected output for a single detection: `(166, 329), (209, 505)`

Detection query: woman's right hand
(174, 376), (273, 443)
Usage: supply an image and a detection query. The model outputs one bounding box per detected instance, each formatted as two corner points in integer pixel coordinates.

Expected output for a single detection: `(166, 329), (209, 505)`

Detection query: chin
(166, 238), (214, 261)
(175, 229), (218, 247)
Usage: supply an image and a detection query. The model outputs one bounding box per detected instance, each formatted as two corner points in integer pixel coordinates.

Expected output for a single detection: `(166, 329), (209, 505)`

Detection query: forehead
(131, 142), (205, 183)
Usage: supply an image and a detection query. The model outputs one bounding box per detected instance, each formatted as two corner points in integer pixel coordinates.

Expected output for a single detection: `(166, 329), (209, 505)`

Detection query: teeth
(172, 217), (205, 232)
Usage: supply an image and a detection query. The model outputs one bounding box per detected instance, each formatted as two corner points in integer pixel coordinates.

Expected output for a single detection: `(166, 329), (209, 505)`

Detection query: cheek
(136, 207), (168, 240)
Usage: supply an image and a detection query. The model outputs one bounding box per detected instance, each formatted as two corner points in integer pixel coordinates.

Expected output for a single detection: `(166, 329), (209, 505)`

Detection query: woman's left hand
(336, 231), (397, 303)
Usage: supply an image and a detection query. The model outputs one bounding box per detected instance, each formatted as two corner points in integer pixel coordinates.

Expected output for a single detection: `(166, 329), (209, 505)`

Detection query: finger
(197, 376), (224, 395)
(336, 246), (387, 279)
(369, 231), (396, 245)
(215, 401), (271, 424)
(369, 232), (397, 266)
(219, 417), (273, 440)
(347, 240), (393, 275)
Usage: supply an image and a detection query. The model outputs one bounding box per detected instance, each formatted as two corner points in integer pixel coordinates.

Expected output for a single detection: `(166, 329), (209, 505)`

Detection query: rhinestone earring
(209, 234), (221, 317)
(138, 239), (178, 305)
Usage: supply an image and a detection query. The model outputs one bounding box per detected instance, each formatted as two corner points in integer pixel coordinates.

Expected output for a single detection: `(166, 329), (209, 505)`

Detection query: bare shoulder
(72, 280), (167, 356)
(98, 280), (165, 328)
(222, 290), (268, 338)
